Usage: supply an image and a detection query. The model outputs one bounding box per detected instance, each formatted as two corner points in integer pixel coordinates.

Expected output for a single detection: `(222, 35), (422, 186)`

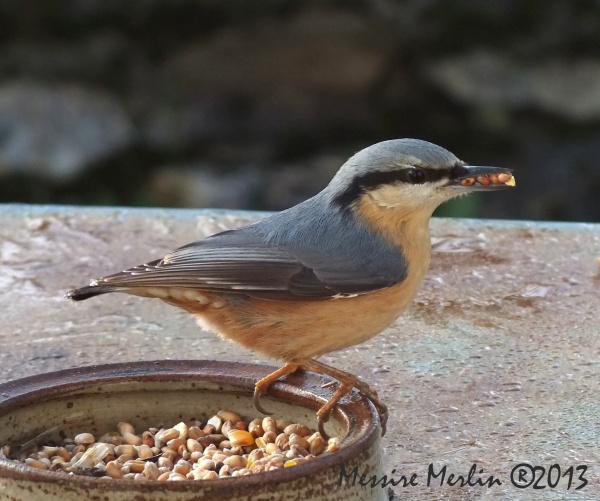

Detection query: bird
(66, 138), (515, 438)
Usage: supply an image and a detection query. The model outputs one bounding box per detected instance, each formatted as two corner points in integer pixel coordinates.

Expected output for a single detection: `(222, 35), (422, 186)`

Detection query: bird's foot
(252, 360), (388, 440)
(303, 359), (388, 439)
(314, 380), (353, 439)
(252, 363), (300, 415)
(351, 378), (388, 436)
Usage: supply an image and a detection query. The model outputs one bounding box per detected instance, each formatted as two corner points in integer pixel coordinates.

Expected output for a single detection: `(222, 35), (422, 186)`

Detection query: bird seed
(0, 411), (337, 480)
(460, 172), (515, 187)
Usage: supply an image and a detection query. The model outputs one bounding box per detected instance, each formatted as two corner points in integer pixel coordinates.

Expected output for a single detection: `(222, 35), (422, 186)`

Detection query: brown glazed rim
(0, 360), (380, 493)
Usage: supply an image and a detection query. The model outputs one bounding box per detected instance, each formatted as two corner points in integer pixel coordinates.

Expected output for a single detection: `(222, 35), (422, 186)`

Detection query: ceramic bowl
(0, 360), (385, 500)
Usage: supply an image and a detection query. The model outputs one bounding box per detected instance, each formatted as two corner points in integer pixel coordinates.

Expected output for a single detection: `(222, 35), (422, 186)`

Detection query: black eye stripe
(333, 166), (455, 208)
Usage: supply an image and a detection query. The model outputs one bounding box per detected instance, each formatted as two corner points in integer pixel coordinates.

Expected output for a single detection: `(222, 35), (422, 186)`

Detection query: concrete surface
(1, 204), (599, 500)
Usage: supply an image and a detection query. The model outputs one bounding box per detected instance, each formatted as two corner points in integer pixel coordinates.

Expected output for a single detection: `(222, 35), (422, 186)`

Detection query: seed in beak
(476, 176), (492, 186)
(499, 173), (515, 185)
(488, 172), (513, 185)
(460, 172), (515, 187)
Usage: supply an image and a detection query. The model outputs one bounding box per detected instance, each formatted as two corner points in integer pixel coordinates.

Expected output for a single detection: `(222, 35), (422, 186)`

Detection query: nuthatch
(67, 139), (515, 437)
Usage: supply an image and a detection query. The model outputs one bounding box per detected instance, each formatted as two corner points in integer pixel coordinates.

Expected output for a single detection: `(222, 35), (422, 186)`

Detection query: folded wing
(69, 225), (406, 301)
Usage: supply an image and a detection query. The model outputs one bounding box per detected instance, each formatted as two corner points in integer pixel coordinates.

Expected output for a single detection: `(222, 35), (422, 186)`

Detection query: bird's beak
(448, 165), (516, 191)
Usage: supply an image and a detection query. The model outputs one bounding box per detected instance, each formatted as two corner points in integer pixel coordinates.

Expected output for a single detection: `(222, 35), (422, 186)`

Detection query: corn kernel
(227, 430), (254, 447)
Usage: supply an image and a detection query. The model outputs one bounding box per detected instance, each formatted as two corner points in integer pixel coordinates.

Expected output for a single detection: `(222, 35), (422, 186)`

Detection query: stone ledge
(1, 204), (599, 499)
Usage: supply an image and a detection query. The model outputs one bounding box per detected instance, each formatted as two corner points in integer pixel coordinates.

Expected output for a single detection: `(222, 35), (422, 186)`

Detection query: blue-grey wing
(90, 215), (407, 301)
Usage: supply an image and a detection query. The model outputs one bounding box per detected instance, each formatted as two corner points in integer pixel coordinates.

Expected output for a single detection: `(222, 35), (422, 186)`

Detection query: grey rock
(140, 99), (236, 149)
(138, 7), (390, 146)
(262, 155), (343, 210)
(146, 154), (343, 211)
(427, 51), (600, 120)
(163, 8), (391, 97)
(0, 80), (134, 180)
(0, 33), (128, 80)
(147, 165), (260, 209)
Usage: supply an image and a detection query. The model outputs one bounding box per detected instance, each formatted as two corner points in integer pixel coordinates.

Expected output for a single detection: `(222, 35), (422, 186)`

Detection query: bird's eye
(406, 168), (426, 184)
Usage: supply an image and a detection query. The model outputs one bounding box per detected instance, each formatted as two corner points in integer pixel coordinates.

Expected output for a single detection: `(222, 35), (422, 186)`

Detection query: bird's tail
(65, 284), (118, 301)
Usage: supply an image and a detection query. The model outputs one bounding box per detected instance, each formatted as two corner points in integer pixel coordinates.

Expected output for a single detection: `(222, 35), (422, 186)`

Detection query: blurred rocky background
(0, 0), (599, 221)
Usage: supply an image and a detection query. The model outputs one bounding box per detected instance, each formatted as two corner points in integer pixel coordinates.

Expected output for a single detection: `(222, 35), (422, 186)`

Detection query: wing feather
(86, 208), (408, 301)
(93, 229), (336, 299)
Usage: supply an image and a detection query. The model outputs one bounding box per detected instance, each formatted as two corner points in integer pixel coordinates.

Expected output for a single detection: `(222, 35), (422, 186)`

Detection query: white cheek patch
(367, 182), (448, 208)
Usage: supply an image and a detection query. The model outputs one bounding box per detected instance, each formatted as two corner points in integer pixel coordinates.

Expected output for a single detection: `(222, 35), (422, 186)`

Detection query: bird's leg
(253, 363), (300, 415)
(302, 359), (388, 438)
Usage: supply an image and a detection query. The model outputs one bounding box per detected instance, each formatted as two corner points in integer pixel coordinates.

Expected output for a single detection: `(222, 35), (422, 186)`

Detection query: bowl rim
(0, 359), (381, 493)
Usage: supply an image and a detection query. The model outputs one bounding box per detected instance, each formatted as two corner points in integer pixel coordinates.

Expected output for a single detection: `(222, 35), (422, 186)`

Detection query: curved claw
(317, 412), (330, 441)
(369, 396), (388, 436)
(252, 363), (300, 416)
(252, 385), (273, 416)
(303, 359), (389, 438)
(355, 380), (388, 436)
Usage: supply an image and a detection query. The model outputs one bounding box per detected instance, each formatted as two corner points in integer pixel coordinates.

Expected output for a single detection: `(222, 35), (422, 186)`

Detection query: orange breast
(187, 201), (434, 363)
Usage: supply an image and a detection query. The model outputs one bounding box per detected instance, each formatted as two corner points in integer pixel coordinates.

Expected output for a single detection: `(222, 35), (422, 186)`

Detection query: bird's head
(328, 139), (515, 216)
